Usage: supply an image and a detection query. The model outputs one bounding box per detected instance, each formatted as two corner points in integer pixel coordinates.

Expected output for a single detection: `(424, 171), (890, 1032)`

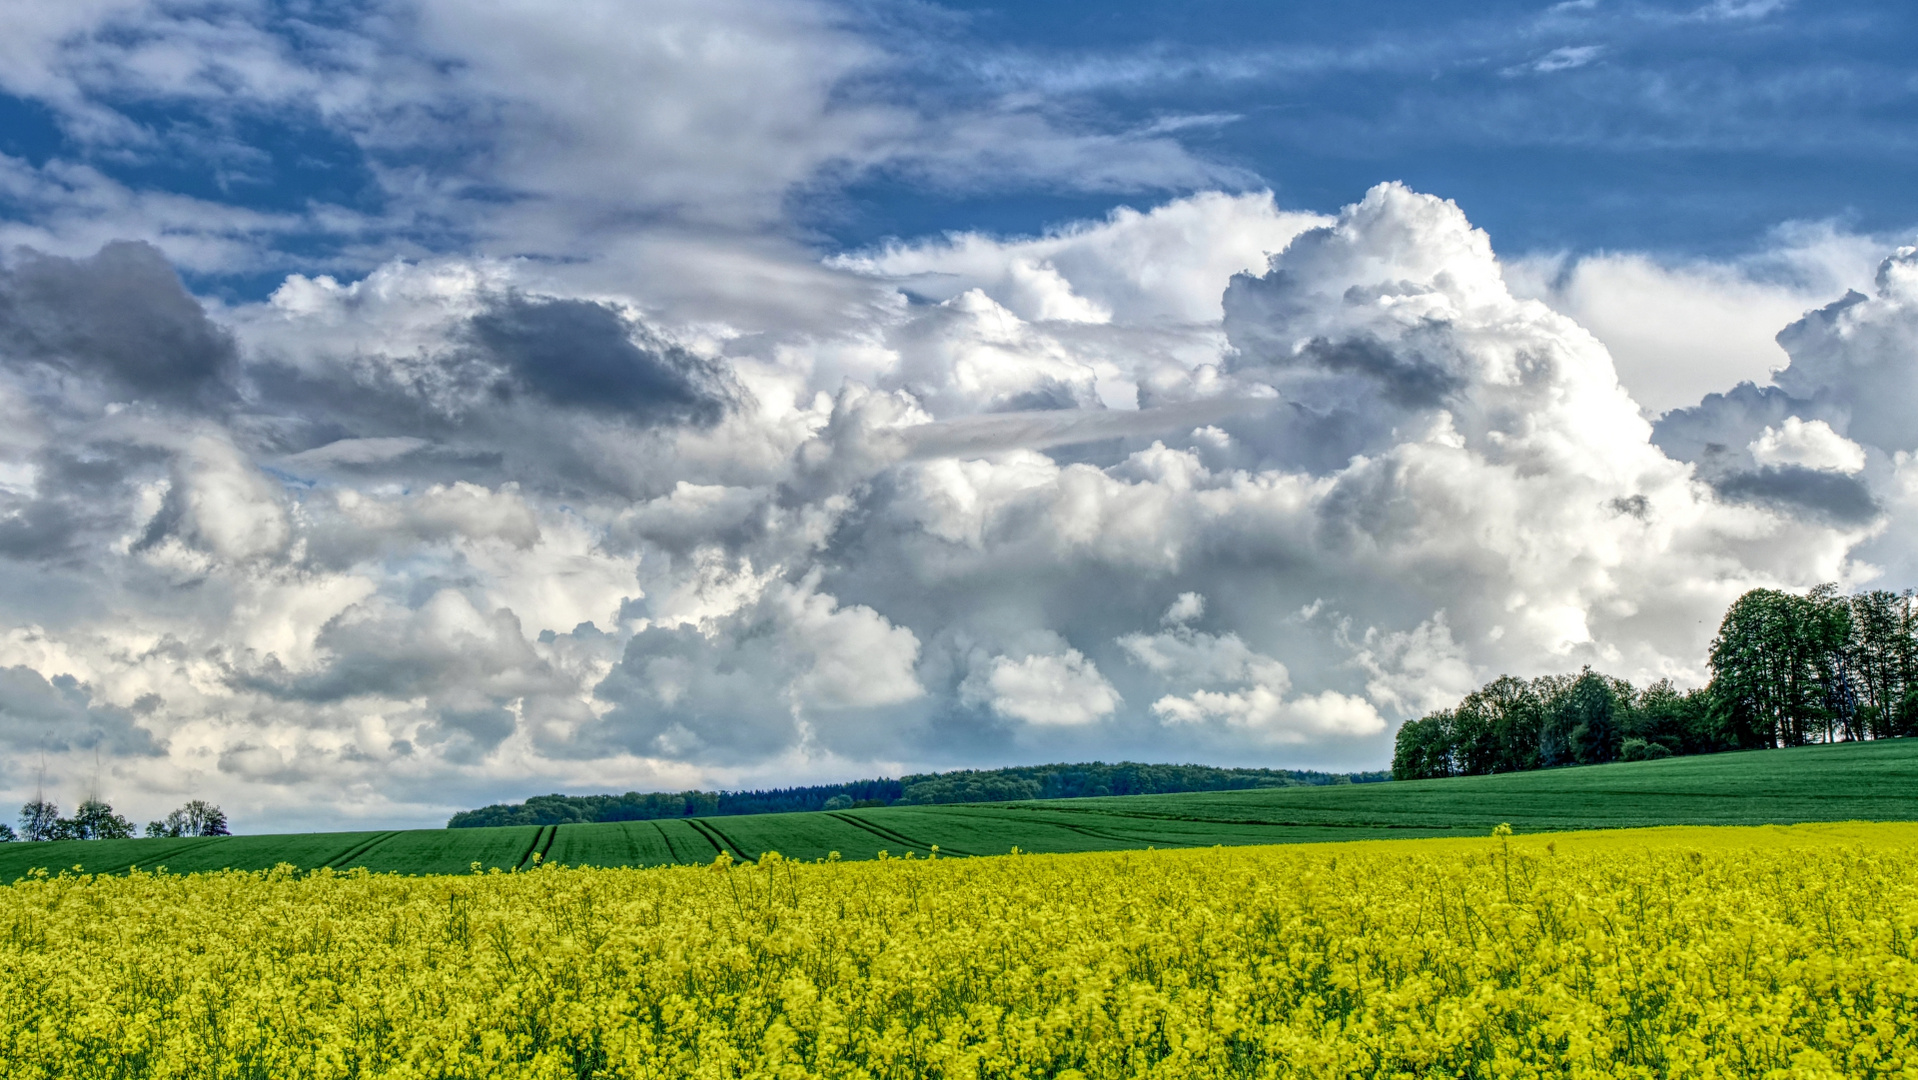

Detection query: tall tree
(1805, 585), (1857, 743)
(67, 798), (136, 840)
(1625, 679), (1724, 756)
(1846, 590), (1918, 740)
(1391, 711), (1458, 780)
(18, 799), (60, 842)
(1708, 588), (1850, 748)
(1465, 676), (1544, 773)
(1541, 669), (1629, 766)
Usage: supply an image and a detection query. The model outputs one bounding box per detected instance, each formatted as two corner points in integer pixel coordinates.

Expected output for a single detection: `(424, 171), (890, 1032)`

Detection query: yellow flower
(4, 822), (1917, 1078)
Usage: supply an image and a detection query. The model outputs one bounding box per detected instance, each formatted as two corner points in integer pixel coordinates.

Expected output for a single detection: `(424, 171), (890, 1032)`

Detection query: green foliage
(17, 800), (59, 842)
(1624, 679), (1722, 757)
(1709, 586), (1850, 747)
(449, 761), (1389, 828)
(16, 798), (137, 841)
(1395, 669), (1672, 779)
(144, 800), (230, 838)
(66, 799), (137, 840)
(1844, 589), (1918, 738)
(1396, 585), (1916, 781)
(8, 739), (1918, 880)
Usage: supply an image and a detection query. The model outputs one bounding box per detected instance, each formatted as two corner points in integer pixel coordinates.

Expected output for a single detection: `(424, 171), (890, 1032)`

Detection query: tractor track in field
(328, 832), (402, 869)
(685, 818), (749, 861)
(71, 835), (235, 878)
(825, 812), (978, 857)
(704, 820), (754, 861)
(1008, 803), (1485, 832)
(651, 820), (703, 864)
(512, 824), (562, 870)
(1021, 816), (1215, 849)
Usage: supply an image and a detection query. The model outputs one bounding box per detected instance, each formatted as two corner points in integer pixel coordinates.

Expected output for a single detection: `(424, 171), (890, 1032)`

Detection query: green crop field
(5, 739), (1916, 880)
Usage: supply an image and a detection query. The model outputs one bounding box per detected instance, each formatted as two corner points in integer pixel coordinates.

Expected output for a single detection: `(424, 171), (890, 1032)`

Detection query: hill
(5, 739), (1915, 880)
(446, 760), (1388, 827)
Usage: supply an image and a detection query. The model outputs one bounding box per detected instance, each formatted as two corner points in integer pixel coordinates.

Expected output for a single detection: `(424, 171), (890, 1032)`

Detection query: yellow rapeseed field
(4, 823), (1917, 1079)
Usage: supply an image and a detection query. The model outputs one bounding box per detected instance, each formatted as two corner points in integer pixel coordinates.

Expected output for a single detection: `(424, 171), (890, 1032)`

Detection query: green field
(6, 739), (1915, 879)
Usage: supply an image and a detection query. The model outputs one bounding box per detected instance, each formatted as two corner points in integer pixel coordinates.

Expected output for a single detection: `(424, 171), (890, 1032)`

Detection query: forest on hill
(447, 761), (1389, 828)
(1394, 586), (1918, 779)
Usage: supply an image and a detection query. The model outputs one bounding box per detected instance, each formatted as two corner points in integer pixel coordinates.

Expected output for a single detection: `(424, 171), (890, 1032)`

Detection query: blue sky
(3, 0), (1917, 829)
(4, 1), (1914, 291)
(830, 0), (1918, 253)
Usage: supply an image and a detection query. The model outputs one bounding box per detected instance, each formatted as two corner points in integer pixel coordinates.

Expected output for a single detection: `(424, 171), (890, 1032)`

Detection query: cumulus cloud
(1120, 598), (1384, 743)
(0, 665), (161, 757)
(0, 241), (236, 407)
(594, 570), (923, 761)
(1507, 229), (1884, 415)
(1, 177), (1913, 829)
(1749, 417), (1866, 474)
(966, 648), (1121, 727)
(835, 192), (1324, 327)
(1651, 244), (1918, 532)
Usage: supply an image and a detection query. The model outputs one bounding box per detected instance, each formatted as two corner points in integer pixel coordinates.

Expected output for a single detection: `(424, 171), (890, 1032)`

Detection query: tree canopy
(14, 798), (227, 842)
(1393, 586), (1918, 780)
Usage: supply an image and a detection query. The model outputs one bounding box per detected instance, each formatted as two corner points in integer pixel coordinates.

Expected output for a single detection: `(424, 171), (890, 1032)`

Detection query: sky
(1, 0), (1916, 832)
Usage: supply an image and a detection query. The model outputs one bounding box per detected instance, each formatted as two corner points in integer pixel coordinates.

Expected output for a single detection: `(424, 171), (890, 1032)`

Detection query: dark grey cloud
(236, 600), (549, 705)
(1293, 335), (1464, 409)
(1651, 381), (1803, 465)
(0, 666), (162, 755)
(467, 294), (735, 424)
(1712, 465), (1881, 525)
(992, 380), (1085, 413)
(0, 444), (163, 563)
(420, 706), (518, 764)
(591, 623), (802, 762)
(0, 242), (237, 406)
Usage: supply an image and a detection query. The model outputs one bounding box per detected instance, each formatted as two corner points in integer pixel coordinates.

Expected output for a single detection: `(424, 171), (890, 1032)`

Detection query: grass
(5, 738), (1916, 879)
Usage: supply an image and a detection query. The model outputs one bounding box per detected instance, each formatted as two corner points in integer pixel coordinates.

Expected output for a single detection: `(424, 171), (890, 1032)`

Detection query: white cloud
(1153, 686), (1384, 742)
(3, 175), (1915, 828)
(971, 650), (1120, 727)
(161, 435), (293, 566)
(1698, 0), (1791, 20)
(836, 191), (1325, 327)
(1161, 591), (1206, 626)
(1340, 613), (1482, 717)
(1749, 417), (1866, 474)
(1121, 618), (1384, 743)
(1506, 229), (1887, 416)
(773, 576), (925, 711)
(1514, 46), (1603, 75)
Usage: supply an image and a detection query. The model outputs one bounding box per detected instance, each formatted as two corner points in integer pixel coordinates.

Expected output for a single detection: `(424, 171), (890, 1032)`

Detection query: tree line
(1393, 586), (1918, 780)
(448, 761), (1390, 828)
(4, 797), (229, 842)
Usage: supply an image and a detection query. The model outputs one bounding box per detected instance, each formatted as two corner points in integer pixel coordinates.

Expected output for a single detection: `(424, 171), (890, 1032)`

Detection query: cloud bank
(0, 180), (1910, 831)
(1, 0), (1913, 832)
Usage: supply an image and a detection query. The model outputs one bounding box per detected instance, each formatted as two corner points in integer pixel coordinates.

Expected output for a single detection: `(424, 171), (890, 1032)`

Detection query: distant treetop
(447, 761), (1389, 828)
